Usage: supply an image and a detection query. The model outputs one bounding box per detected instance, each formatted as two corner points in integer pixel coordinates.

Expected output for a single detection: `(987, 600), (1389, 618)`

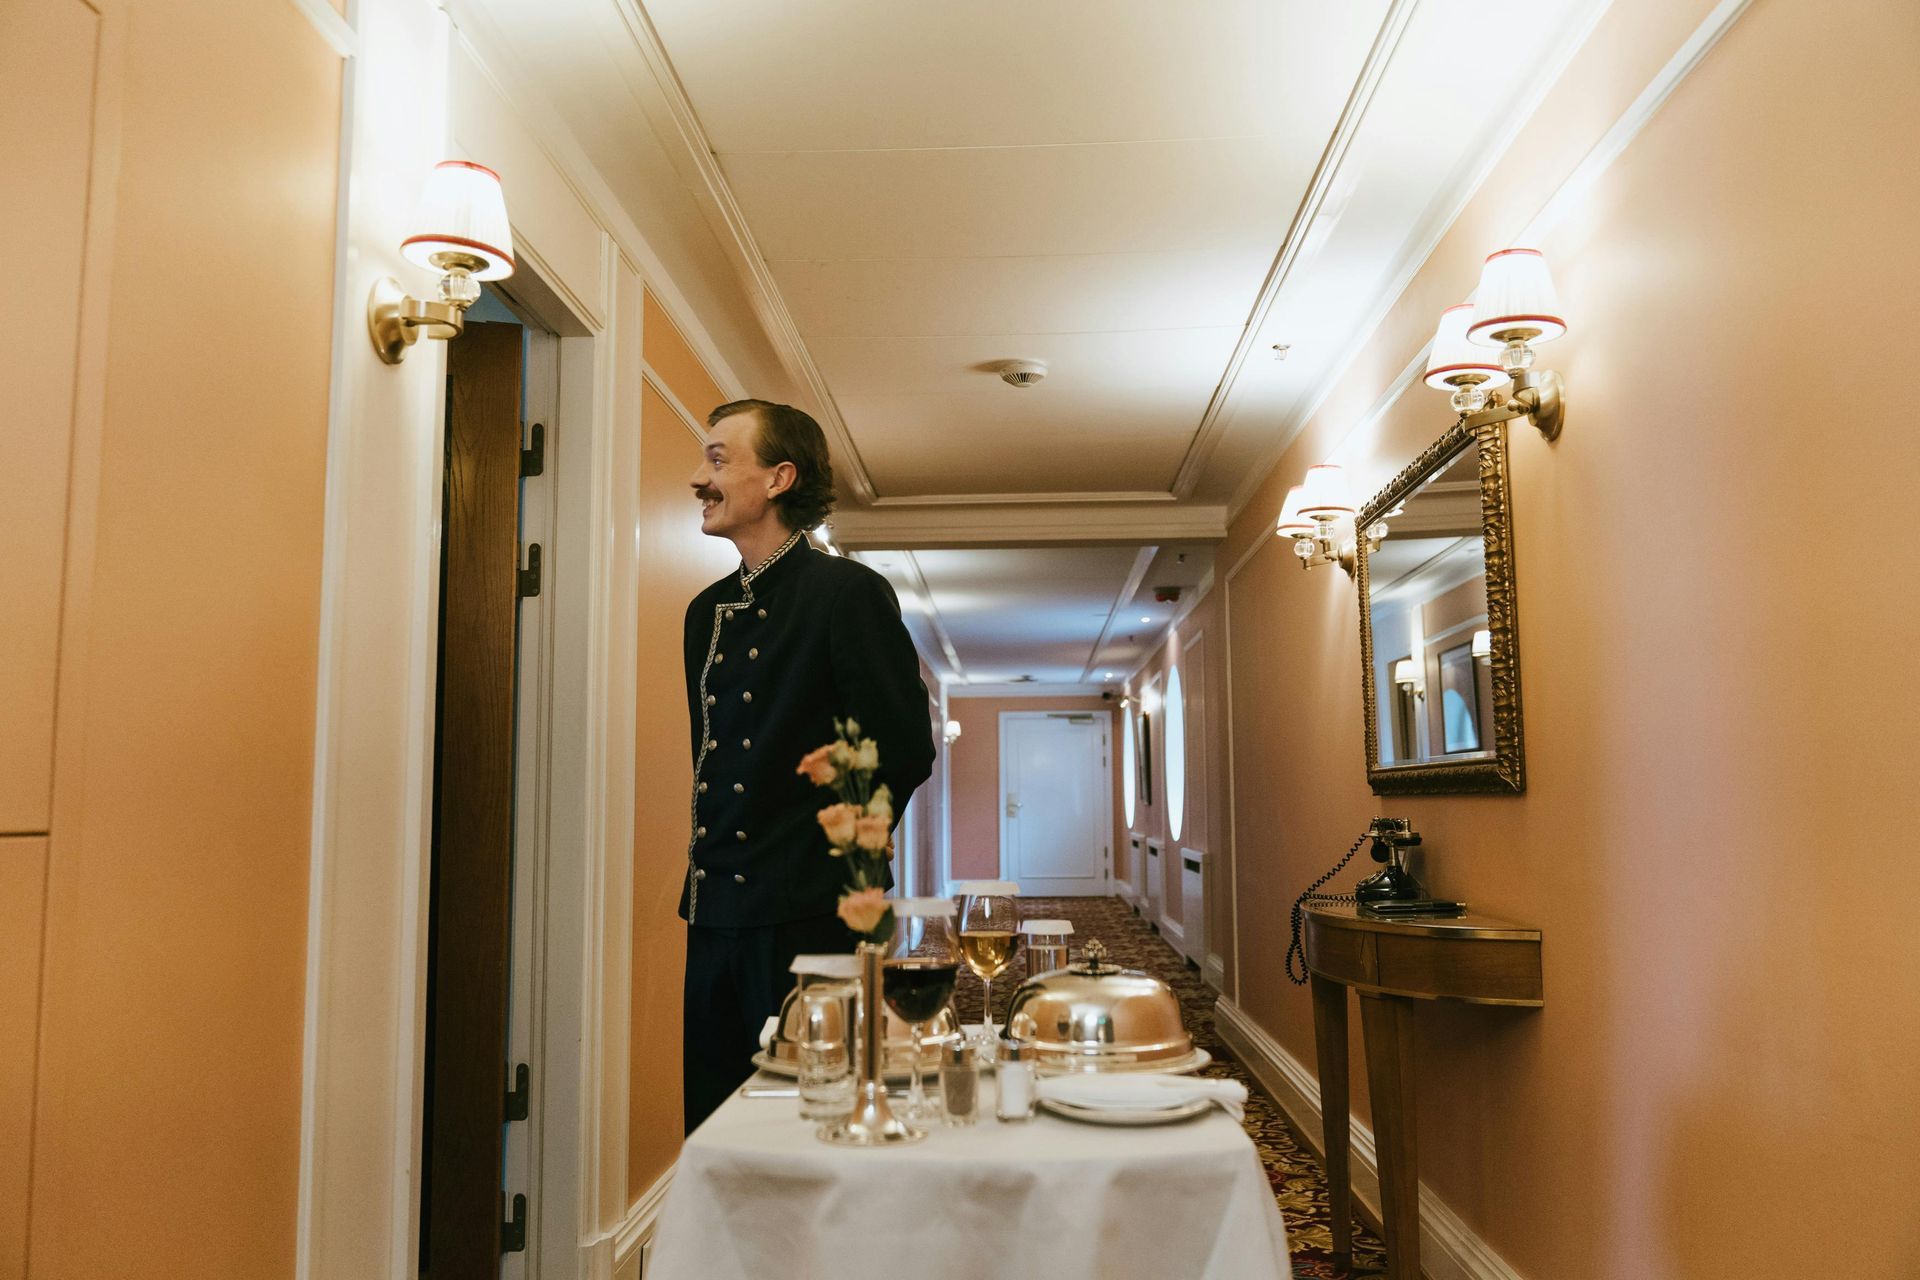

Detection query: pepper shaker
(939, 1039), (978, 1126)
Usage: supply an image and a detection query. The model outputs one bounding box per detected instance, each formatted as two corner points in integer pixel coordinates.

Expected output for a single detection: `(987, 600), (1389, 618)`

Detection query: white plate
(1039, 1095), (1213, 1126)
(1033, 1046), (1213, 1077)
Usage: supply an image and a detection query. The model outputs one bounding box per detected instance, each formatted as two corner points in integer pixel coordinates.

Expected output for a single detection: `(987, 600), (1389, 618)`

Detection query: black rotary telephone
(1284, 818), (1466, 984)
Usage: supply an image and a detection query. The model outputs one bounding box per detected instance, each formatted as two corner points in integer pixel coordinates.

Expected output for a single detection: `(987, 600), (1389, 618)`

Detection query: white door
(1000, 713), (1112, 895)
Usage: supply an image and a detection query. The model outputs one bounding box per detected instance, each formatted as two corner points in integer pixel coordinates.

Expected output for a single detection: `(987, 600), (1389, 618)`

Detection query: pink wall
(946, 696), (1122, 884)
(1218, 0), (1920, 1274)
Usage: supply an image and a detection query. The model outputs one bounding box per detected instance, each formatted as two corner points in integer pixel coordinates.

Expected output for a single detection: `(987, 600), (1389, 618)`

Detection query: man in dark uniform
(680, 398), (935, 1133)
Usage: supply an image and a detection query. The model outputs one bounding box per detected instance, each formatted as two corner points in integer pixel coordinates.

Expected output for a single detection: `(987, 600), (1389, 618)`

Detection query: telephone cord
(1284, 831), (1370, 986)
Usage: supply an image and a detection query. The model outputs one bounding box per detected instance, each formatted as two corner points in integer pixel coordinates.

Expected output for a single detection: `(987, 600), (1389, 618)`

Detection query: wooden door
(422, 320), (524, 1278)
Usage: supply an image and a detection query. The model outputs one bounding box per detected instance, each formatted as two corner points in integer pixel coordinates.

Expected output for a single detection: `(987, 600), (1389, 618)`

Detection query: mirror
(1356, 421), (1524, 793)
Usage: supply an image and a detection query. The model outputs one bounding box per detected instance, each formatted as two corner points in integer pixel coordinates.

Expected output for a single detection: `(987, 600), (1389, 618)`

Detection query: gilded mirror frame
(1355, 419), (1525, 794)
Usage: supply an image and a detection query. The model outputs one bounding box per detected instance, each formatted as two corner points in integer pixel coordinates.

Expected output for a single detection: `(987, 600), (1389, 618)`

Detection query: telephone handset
(1283, 818), (1466, 985)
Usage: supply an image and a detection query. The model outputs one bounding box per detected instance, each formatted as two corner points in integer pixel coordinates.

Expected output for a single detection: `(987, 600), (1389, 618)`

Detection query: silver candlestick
(817, 940), (924, 1146)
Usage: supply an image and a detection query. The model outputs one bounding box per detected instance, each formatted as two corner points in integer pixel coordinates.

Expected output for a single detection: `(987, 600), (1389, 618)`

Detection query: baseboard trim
(1157, 913), (1186, 947)
(612, 1163), (675, 1280)
(1212, 999), (1525, 1280)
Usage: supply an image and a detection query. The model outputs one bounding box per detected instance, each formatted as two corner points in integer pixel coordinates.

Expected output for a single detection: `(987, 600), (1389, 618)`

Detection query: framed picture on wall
(1138, 710), (1154, 807)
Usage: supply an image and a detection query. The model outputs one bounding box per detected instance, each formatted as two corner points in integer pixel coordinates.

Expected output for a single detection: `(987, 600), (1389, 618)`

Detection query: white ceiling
(858, 544), (1213, 689)
(460, 0), (1611, 689)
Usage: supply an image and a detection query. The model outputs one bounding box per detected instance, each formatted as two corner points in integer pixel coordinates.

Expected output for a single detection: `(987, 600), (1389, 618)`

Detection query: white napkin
(1037, 1073), (1247, 1121)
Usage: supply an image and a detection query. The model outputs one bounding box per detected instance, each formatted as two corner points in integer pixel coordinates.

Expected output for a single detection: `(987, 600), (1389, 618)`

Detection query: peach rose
(854, 815), (890, 852)
(817, 802), (859, 847)
(853, 738), (880, 772)
(829, 740), (855, 770)
(837, 887), (888, 935)
(796, 744), (838, 786)
(865, 785), (893, 826)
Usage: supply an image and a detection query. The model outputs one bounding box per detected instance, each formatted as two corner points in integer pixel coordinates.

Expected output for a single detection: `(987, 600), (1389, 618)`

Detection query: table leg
(1358, 992), (1421, 1280)
(1309, 974), (1351, 1273)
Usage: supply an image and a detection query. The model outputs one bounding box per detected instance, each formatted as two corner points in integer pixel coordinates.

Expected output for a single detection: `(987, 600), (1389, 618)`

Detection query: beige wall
(6, 1), (343, 1275)
(946, 696), (1122, 884)
(1221, 0), (1920, 1274)
(628, 294), (740, 1199)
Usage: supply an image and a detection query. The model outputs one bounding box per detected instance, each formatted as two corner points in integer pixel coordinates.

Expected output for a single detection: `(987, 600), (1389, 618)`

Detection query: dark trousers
(683, 911), (855, 1134)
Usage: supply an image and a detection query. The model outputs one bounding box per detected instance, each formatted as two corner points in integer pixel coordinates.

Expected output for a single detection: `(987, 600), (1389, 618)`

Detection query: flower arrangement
(798, 718), (894, 944)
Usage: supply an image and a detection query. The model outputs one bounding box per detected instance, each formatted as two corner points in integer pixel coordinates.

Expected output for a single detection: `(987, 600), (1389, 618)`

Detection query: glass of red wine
(884, 898), (959, 1122)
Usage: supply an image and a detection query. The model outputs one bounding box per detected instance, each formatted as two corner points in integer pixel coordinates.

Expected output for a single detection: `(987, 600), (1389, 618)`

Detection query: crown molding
(1079, 545), (1158, 684)
(1169, 0), (1421, 499)
(948, 683), (1116, 700)
(868, 489), (1177, 508)
(604, 0), (880, 503)
(832, 502), (1227, 551)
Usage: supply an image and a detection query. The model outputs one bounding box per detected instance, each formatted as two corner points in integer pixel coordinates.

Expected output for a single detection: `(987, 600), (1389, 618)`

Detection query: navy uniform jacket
(678, 535), (935, 927)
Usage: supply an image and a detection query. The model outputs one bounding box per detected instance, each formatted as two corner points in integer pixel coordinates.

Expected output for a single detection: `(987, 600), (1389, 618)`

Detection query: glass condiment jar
(939, 1038), (978, 1126)
(996, 1038), (1038, 1122)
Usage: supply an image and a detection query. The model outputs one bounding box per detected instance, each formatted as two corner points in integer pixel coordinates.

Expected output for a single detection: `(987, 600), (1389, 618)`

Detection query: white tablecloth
(646, 1076), (1291, 1280)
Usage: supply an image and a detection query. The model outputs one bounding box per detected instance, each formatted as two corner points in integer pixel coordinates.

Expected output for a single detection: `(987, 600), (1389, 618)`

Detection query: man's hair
(707, 399), (836, 532)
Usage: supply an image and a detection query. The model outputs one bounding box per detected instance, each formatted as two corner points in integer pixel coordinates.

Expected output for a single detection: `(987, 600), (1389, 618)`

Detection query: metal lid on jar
(1001, 940), (1194, 1071)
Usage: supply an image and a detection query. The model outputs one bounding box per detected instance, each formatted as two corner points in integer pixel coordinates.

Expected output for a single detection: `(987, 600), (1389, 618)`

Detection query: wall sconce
(1426, 248), (1567, 439)
(1275, 464), (1386, 576)
(943, 719), (963, 746)
(1392, 658), (1425, 698)
(369, 160), (515, 365)
(1471, 628), (1492, 662)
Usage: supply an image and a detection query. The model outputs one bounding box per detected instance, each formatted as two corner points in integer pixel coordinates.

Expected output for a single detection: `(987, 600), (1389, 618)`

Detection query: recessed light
(1140, 615), (1151, 623)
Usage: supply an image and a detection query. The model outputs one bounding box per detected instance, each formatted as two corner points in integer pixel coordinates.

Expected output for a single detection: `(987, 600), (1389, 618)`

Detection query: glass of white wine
(958, 887), (1022, 1047)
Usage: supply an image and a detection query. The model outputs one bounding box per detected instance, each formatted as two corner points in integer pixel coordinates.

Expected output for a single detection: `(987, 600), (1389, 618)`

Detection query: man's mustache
(694, 487), (722, 503)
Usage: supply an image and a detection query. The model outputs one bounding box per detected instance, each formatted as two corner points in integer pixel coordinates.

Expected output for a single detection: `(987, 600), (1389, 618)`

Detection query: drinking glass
(958, 888), (1022, 1046)
(883, 898), (958, 1122)
(796, 982), (856, 1123)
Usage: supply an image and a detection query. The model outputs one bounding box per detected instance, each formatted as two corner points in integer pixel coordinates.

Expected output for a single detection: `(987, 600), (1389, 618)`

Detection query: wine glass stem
(982, 976), (994, 1041)
(907, 1023), (924, 1112)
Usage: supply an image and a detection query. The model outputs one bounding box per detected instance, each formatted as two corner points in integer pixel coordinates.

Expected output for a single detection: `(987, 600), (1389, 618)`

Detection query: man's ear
(766, 460), (797, 501)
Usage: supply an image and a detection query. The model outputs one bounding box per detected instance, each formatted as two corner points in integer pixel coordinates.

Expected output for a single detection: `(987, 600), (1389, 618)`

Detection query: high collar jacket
(679, 540), (935, 928)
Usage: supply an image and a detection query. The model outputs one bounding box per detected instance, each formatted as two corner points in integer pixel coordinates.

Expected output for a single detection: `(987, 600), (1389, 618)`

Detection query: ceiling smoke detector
(997, 359), (1048, 388)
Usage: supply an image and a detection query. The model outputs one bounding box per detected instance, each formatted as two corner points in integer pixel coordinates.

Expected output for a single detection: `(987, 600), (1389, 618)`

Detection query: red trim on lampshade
(400, 232), (515, 267)
(1467, 312), (1566, 330)
(435, 158), (501, 182)
(1484, 247), (1545, 263)
(1438, 302), (1474, 316)
(1425, 361), (1505, 379)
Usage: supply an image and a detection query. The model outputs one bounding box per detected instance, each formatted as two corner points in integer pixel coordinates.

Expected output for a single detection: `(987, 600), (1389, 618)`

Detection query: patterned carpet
(948, 896), (1387, 1279)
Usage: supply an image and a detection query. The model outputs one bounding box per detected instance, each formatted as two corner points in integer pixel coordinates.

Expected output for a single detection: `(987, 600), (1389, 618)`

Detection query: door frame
(296, 6), (681, 1275)
(995, 711), (1114, 896)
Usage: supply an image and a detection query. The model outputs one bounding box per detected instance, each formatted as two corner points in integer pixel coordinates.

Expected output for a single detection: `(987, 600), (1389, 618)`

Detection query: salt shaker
(996, 1038), (1037, 1122)
(939, 1038), (978, 1126)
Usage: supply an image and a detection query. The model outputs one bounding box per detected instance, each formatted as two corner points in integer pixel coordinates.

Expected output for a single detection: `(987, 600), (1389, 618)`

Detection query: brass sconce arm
(1462, 367), (1564, 441)
(368, 276), (469, 365)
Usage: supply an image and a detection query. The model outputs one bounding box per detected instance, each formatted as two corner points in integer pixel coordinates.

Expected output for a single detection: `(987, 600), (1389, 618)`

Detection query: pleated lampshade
(1275, 485), (1314, 538)
(1466, 248), (1565, 346)
(1297, 464), (1355, 521)
(401, 160), (516, 280)
(1424, 303), (1511, 390)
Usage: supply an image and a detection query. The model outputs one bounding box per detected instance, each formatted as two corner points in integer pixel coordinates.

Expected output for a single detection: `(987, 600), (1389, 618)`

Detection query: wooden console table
(1303, 903), (1542, 1280)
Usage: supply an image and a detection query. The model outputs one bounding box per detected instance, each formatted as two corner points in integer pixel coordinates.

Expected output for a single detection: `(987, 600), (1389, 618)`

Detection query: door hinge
(517, 544), (542, 598)
(520, 422), (545, 477)
(501, 1193), (527, 1254)
(505, 1062), (530, 1122)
